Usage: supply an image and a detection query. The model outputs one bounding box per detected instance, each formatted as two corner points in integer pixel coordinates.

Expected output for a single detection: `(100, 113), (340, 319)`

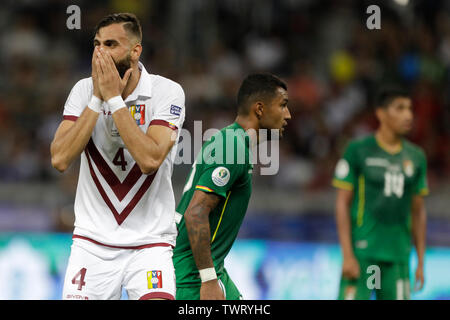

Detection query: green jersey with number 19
(173, 122), (253, 287)
(332, 135), (428, 263)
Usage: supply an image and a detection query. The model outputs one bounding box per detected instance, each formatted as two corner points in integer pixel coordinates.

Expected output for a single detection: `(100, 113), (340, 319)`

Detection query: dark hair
(373, 86), (410, 109)
(94, 13), (142, 43)
(237, 73), (287, 115)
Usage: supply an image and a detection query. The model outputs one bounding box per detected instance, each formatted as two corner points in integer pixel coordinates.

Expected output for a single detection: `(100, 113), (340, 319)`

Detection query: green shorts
(176, 268), (242, 300)
(338, 258), (410, 300)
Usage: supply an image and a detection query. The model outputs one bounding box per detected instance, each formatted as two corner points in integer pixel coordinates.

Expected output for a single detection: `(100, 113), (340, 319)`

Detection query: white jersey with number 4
(62, 62), (185, 247)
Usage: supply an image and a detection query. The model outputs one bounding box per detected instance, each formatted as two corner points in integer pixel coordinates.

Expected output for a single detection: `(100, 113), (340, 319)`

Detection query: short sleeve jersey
(62, 62), (185, 247)
(173, 122), (253, 287)
(332, 135), (428, 262)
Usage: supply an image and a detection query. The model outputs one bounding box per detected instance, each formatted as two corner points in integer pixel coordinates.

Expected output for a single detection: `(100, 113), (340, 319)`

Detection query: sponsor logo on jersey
(355, 240), (368, 249)
(212, 167), (230, 187)
(147, 270), (163, 289)
(387, 164), (401, 172)
(102, 108), (112, 116)
(170, 104), (182, 116)
(129, 104), (146, 125)
(403, 159), (414, 177)
(335, 159), (349, 179)
(365, 157), (389, 167)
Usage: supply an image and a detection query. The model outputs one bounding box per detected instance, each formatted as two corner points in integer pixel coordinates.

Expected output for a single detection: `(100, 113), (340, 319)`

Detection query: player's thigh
(338, 258), (372, 300)
(377, 261), (410, 300)
(220, 269), (242, 300)
(62, 240), (123, 300)
(124, 245), (176, 300)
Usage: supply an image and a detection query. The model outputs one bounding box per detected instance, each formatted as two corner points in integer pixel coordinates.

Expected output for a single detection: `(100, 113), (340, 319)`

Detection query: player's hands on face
(414, 264), (424, 292)
(91, 49), (102, 100)
(200, 280), (225, 300)
(342, 255), (360, 280)
(95, 47), (132, 101)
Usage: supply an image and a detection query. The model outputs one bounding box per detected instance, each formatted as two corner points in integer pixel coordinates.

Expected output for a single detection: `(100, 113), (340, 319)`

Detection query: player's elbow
(50, 149), (69, 172)
(51, 157), (68, 173)
(139, 158), (163, 175)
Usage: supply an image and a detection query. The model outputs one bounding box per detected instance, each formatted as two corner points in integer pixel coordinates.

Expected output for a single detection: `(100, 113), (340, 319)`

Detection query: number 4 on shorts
(72, 268), (87, 291)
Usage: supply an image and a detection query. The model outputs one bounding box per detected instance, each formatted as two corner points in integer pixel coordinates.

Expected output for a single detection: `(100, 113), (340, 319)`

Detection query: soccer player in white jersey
(50, 13), (185, 300)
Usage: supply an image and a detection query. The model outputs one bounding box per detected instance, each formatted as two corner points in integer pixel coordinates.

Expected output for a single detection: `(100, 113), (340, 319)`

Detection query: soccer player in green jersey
(333, 87), (428, 300)
(173, 74), (291, 300)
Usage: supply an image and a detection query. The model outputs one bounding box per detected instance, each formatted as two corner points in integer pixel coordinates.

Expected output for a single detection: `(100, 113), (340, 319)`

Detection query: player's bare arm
(335, 188), (360, 279)
(96, 48), (175, 175)
(184, 190), (225, 300)
(50, 50), (102, 172)
(113, 112), (176, 175)
(411, 194), (427, 291)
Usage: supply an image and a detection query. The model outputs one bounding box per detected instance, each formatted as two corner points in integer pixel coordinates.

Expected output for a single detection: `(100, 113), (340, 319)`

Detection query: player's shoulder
(72, 77), (93, 91)
(65, 77), (93, 107)
(220, 123), (250, 162)
(402, 139), (427, 159)
(219, 123), (248, 145)
(150, 74), (184, 98)
(205, 123), (241, 147)
(344, 134), (375, 152)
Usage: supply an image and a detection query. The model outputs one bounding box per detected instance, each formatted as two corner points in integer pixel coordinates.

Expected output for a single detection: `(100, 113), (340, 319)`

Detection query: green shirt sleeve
(195, 163), (244, 198)
(332, 142), (359, 191)
(414, 150), (429, 196)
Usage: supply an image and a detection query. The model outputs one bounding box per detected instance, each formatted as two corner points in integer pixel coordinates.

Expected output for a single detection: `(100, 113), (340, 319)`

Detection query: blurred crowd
(0, 0), (449, 194)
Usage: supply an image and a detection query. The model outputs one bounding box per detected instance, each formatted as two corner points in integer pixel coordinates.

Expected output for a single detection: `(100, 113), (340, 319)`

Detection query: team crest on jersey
(147, 270), (163, 289)
(403, 160), (414, 177)
(129, 104), (146, 125)
(335, 159), (349, 179)
(212, 167), (230, 187)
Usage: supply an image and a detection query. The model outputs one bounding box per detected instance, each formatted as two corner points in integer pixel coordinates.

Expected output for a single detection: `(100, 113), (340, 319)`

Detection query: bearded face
(93, 23), (141, 80)
(114, 53), (132, 78)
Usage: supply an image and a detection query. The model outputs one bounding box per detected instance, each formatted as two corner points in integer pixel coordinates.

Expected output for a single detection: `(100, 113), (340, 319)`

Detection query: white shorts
(62, 237), (175, 300)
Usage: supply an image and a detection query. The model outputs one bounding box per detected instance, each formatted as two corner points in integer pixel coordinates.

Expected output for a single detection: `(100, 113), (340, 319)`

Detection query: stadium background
(0, 0), (449, 299)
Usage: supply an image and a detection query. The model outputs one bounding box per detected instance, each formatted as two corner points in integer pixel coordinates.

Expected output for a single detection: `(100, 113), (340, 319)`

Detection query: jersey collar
(374, 135), (403, 155)
(124, 61), (152, 103)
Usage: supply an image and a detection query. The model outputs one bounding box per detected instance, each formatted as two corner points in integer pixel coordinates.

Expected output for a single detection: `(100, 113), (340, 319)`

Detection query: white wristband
(87, 95), (102, 113)
(199, 267), (217, 282)
(107, 95), (127, 114)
